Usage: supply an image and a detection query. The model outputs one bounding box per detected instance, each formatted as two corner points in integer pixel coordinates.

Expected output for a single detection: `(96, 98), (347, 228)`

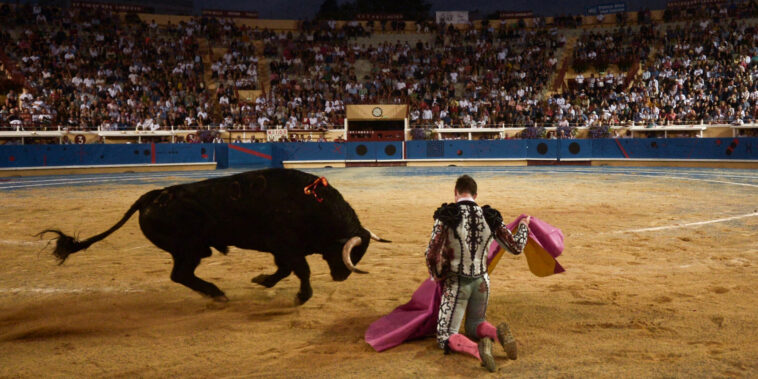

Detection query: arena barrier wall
(405, 140), (527, 160)
(345, 141), (404, 161)
(268, 142), (404, 165)
(591, 138), (758, 160)
(0, 143), (217, 168)
(526, 140), (559, 160)
(559, 140), (594, 160)
(223, 143), (273, 169)
(2, 138), (758, 173)
(273, 142), (347, 163)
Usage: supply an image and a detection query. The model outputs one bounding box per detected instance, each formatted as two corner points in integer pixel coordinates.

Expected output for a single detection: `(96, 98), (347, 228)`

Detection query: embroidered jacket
(425, 201), (529, 281)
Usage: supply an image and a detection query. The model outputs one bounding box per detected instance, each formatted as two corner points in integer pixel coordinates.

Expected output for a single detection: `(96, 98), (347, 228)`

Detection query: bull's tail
(39, 189), (162, 264)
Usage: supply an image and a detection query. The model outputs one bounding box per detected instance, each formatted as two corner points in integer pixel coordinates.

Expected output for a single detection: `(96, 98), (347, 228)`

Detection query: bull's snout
(331, 271), (350, 282)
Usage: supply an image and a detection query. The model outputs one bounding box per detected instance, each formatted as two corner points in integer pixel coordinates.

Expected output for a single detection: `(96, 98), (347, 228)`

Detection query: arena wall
(2, 138), (758, 175)
(0, 143), (218, 176)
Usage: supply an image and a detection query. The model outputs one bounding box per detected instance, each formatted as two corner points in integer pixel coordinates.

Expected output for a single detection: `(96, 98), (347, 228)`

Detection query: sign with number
(266, 129), (289, 142)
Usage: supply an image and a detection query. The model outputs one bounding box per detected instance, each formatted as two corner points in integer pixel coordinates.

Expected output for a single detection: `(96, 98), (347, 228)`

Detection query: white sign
(587, 2), (627, 15)
(266, 128), (288, 142)
(436, 11), (469, 25)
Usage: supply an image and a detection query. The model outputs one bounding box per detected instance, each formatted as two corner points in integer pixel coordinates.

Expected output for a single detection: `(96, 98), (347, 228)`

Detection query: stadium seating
(0, 2), (756, 139)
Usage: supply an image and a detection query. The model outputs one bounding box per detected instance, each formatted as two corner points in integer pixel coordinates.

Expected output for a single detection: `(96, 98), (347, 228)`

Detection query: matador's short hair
(455, 175), (477, 196)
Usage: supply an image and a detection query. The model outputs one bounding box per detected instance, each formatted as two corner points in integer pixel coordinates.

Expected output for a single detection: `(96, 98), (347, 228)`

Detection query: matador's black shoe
(478, 337), (496, 372)
(497, 322), (518, 360)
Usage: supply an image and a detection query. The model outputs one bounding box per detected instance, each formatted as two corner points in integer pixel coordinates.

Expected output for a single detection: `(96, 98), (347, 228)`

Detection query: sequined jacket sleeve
(493, 222), (529, 255)
(425, 219), (449, 281)
(482, 205), (528, 255)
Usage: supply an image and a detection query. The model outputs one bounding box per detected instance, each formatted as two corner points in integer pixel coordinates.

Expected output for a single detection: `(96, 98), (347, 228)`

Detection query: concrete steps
(197, 38), (217, 91)
(546, 34), (577, 96)
(205, 44), (229, 91)
(252, 40), (269, 93)
(197, 38), (211, 64)
(257, 57), (270, 94)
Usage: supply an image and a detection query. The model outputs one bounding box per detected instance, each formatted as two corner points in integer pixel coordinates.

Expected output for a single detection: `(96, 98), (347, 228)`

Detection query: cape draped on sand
(365, 215), (564, 352)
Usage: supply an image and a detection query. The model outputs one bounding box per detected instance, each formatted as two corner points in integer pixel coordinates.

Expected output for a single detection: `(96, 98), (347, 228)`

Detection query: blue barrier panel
(443, 140), (526, 159)
(0, 143), (214, 168)
(477, 140), (526, 159)
(591, 139), (628, 159)
(347, 141), (377, 160)
(526, 140), (559, 160)
(342, 142), (404, 161)
(625, 139), (668, 159)
(405, 140), (434, 159)
(559, 139), (593, 160)
(719, 138), (758, 159)
(213, 144), (229, 169)
(404, 140), (526, 160)
(0, 144), (149, 167)
(593, 138), (758, 160)
(227, 143), (274, 168)
(638, 138), (758, 159)
(154, 143), (215, 164)
(376, 141), (403, 160)
(3, 138), (758, 170)
(1, 144), (133, 167)
(273, 142), (348, 164)
(441, 141), (473, 159)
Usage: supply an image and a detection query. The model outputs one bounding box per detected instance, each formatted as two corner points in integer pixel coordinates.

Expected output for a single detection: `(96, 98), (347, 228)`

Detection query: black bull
(41, 168), (389, 304)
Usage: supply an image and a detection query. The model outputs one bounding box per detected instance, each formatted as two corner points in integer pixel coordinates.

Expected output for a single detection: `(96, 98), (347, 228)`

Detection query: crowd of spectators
(663, 1), (758, 23)
(259, 22), (564, 130)
(630, 19), (758, 126)
(558, 18), (758, 128)
(1, 2), (757, 138)
(572, 25), (655, 73)
(1, 5), (212, 131)
(541, 16), (757, 130)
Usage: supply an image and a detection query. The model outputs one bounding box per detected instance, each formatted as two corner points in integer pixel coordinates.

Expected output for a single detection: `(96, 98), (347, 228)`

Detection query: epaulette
(481, 205), (503, 231)
(433, 203), (462, 228)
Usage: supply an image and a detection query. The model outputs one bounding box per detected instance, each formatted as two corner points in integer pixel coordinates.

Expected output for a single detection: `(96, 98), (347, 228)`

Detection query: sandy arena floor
(0, 167), (756, 378)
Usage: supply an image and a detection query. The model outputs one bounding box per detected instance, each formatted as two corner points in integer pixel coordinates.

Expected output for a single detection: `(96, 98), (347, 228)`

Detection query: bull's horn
(342, 236), (368, 274)
(365, 228), (391, 243)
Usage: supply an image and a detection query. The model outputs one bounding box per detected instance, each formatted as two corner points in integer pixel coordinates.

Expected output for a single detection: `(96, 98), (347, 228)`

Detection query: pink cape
(364, 215), (564, 352)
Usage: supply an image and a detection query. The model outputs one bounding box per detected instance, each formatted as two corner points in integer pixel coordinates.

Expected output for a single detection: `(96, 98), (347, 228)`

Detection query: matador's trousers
(436, 274), (490, 349)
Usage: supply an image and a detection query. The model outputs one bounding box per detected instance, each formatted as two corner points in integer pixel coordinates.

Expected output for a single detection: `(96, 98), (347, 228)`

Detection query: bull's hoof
(295, 291), (312, 305)
(206, 296), (229, 310)
(252, 274), (275, 288)
(213, 295), (230, 303)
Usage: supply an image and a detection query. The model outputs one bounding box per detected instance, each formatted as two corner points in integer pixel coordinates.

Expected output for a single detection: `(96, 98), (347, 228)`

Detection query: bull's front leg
(252, 254), (292, 288)
(292, 257), (312, 305)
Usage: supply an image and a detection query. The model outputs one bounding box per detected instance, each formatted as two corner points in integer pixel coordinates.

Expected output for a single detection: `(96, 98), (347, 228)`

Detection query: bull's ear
(337, 238), (349, 245)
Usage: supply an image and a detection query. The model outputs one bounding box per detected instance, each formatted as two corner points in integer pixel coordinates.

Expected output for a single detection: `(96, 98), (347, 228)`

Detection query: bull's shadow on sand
(0, 291), (305, 343)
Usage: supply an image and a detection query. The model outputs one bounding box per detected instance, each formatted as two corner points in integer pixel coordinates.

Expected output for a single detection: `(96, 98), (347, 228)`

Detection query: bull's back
(137, 169), (360, 253)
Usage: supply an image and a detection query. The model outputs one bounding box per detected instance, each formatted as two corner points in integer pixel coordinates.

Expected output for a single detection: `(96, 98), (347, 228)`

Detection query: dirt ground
(1, 168), (756, 378)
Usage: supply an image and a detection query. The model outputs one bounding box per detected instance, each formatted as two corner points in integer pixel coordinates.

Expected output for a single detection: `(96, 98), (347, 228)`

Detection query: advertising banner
(356, 14), (403, 20)
(202, 9), (259, 18)
(71, 1), (151, 13)
(498, 10), (534, 19)
(586, 2), (627, 15)
(435, 11), (469, 24)
(667, 0), (725, 8)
